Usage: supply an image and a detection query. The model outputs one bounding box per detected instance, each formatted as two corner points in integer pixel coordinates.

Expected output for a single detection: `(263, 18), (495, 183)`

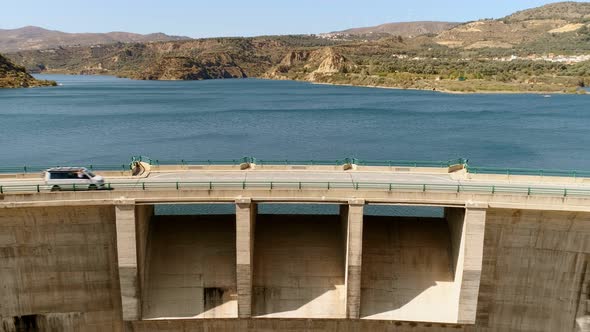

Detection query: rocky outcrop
(263, 50), (313, 79)
(310, 48), (352, 75)
(280, 51), (312, 67)
(0, 53), (56, 88)
(264, 47), (354, 81)
(135, 55), (247, 80)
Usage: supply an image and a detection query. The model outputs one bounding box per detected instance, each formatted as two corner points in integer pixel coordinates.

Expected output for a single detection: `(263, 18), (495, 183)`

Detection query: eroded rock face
(264, 47), (354, 81)
(313, 48), (349, 74)
(280, 51), (312, 67)
(137, 55), (247, 80)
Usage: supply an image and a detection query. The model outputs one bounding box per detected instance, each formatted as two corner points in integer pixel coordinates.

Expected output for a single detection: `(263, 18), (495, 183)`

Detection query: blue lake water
(1, 74), (589, 170)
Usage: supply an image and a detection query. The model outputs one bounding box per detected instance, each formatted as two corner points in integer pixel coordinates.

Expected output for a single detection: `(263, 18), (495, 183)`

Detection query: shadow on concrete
(252, 215), (346, 318)
(360, 216), (455, 322)
(143, 215), (237, 319)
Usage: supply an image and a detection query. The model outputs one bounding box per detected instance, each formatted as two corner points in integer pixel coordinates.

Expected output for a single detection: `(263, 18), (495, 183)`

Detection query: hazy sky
(1, 0), (588, 37)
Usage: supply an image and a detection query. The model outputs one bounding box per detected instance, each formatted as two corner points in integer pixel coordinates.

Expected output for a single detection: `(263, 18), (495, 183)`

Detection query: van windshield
(87, 171), (96, 178)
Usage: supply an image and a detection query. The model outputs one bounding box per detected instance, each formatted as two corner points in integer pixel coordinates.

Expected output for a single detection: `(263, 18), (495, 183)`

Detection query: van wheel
(88, 184), (97, 191)
(51, 185), (61, 192)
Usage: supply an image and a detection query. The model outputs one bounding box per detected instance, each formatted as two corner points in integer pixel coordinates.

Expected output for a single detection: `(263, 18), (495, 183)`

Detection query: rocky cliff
(8, 36), (333, 81)
(264, 47), (354, 81)
(0, 53), (56, 88)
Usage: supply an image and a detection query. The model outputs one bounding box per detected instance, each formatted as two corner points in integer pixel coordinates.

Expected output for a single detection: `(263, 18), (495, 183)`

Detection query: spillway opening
(143, 204), (237, 319)
(252, 204), (346, 318)
(360, 205), (463, 323)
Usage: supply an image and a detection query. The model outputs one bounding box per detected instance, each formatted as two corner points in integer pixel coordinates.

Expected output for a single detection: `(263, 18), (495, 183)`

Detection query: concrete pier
(236, 199), (257, 318)
(446, 206), (486, 324)
(114, 204), (140, 321)
(342, 200), (364, 319)
(114, 204), (153, 321)
(458, 207), (486, 324)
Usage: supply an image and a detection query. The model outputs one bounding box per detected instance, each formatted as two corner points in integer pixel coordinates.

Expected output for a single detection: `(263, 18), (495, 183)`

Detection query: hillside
(331, 21), (460, 37)
(504, 1), (590, 22)
(5, 2), (590, 93)
(0, 26), (189, 53)
(435, 2), (590, 51)
(0, 53), (56, 88)
(8, 35), (338, 80)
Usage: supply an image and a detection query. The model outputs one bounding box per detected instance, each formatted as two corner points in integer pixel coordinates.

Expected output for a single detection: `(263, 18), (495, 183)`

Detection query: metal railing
(466, 166), (590, 178)
(139, 156), (468, 168)
(151, 158), (249, 166)
(0, 164), (129, 174)
(1, 180), (589, 198)
(1, 157), (467, 173)
(354, 158), (466, 168)
(2, 156), (590, 181)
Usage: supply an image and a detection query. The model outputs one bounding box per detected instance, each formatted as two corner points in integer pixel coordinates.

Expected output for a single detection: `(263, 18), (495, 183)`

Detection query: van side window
(49, 172), (68, 180)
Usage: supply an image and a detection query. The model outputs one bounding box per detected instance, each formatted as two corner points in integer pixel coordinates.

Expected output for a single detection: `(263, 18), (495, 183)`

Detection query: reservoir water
(1, 74), (589, 170)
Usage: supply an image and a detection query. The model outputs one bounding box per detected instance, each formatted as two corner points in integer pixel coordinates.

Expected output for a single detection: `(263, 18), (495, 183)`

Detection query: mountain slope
(332, 21), (460, 37)
(0, 53), (56, 88)
(504, 1), (590, 22)
(435, 2), (590, 50)
(8, 36), (338, 80)
(0, 26), (190, 53)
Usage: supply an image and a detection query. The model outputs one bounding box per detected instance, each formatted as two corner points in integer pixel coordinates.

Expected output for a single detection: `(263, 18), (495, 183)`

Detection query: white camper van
(44, 167), (106, 191)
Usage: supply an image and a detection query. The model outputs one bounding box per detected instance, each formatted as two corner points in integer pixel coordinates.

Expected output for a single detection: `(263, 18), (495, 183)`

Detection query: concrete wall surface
(0, 205), (121, 331)
(143, 215), (237, 319)
(475, 209), (590, 332)
(361, 216), (457, 322)
(253, 215), (346, 318)
(2, 205), (590, 331)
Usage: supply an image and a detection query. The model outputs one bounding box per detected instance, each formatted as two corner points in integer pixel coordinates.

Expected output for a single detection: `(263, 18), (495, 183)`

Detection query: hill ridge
(0, 26), (190, 53)
(328, 21), (460, 37)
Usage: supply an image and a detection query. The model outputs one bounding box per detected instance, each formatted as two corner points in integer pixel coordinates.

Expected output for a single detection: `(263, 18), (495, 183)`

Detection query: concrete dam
(0, 160), (589, 331)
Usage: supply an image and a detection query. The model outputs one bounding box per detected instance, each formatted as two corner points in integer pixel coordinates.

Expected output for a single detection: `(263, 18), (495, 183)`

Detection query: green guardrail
(4, 156), (590, 180)
(354, 159), (466, 168)
(0, 180), (589, 198)
(466, 166), (590, 178)
(1, 157), (464, 173)
(255, 159), (346, 166)
(138, 156), (468, 168)
(149, 158), (250, 166)
(0, 164), (129, 174)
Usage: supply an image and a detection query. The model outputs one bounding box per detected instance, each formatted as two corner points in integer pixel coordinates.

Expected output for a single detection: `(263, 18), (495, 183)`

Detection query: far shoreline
(305, 80), (588, 95)
(32, 72), (589, 96)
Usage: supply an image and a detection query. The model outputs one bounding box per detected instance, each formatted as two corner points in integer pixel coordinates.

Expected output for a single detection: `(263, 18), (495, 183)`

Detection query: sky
(0, 0), (588, 37)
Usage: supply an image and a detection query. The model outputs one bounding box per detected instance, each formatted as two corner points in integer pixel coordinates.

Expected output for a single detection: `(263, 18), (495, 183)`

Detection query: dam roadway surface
(1, 167), (590, 193)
